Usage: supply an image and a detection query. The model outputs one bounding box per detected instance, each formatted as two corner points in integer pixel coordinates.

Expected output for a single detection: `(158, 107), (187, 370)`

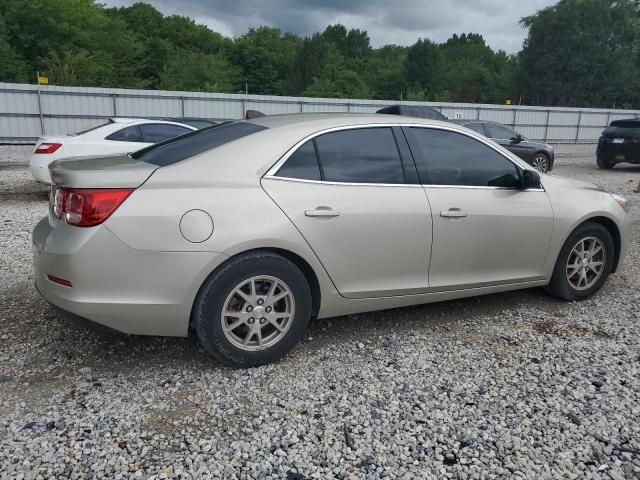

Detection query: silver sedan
(33, 114), (632, 366)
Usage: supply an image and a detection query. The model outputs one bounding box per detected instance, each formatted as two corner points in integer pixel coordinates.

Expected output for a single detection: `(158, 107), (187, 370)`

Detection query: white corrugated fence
(1, 82), (638, 143)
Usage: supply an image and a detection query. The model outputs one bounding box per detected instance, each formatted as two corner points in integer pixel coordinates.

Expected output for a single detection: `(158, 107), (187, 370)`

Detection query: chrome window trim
(264, 122), (537, 187)
(261, 175), (424, 188)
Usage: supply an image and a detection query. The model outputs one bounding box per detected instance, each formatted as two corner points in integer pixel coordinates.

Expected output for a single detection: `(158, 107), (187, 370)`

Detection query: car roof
(247, 112), (455, 132)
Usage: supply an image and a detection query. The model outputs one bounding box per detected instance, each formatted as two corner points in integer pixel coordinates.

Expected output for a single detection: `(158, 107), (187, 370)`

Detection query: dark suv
(450, 120), (555, 173)
(597, 118), (640, 169)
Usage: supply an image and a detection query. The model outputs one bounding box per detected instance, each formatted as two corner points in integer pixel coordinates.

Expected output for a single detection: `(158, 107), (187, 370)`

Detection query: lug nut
(248, 317), (255, 324)
(265, 306), (272, 313)
(246, 305), (254, 312)
(260, 318), (266, 324)
(257, 299), (264, 305)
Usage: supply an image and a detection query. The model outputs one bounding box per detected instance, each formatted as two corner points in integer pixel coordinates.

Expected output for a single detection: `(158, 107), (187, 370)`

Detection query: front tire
(546, 222), (615, 301)
(597, 154), (614, 169)
(193, 251), (312, 367)
(531, 153), (550, 173)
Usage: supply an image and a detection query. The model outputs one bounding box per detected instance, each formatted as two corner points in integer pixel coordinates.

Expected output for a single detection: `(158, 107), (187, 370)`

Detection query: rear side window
(133, 122), (268, 166)
(410, 127), (520, 188)
(464, 123), (487, 135)
(485, 123), (517, 140)
(141, 124), (192, 142)
(106, 125), (143, 142)
(276, 141), (321, 180)
(314, 128), (405, 184)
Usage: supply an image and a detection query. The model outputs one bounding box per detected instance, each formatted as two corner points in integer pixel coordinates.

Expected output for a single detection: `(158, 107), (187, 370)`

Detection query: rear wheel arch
(190, 247), (322, 329)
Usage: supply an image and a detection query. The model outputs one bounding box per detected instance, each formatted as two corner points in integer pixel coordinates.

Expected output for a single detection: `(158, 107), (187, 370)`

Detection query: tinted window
(485, 123), (517, 140)
(314, 128), (405, 184)
(141, 124), (192, 142)
(133, 122), (267, 166)
(106, 125), (143, 142)
(276, 141), (321, 180)
(410, 128), (520, 188)
(464, 123), (487, 135)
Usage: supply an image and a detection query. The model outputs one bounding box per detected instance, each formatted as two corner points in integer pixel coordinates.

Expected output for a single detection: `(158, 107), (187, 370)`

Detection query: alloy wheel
(532, 155), (548, 173)
(565, 236), (606, 291)
(221, 275), (295, 351)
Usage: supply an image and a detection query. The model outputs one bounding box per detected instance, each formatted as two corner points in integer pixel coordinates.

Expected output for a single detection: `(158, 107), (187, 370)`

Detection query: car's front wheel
(596, 154), (615, 169)
(193, 251), (312, 367)
(546, 222), (615, 301)
(531, 153), (550, 173)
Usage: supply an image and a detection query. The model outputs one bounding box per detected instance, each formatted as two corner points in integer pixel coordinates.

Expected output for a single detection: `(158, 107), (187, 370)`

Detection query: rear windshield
(132, 121), (268, 166)
(610, 119), (640, 128)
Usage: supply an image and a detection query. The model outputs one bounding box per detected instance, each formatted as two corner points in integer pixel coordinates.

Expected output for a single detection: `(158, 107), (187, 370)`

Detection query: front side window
(485, 123), (518, 140)
(410, 127), (520, 188)
(276, 141), (321, 180)
(106, 125), (143, 142)
(313, 128), (405, 184)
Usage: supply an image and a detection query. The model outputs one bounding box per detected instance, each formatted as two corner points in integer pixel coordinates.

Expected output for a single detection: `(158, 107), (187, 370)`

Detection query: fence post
(36, 83), (45, 136)
(605, 110), (611, 128)
(112, 92), (117, 116)
(346, 103), (351, 113)
(241, 98), (246, 119)
(180, 96), (185, 117)
(574, 110), (583, 144)
(543, 109), (551, 143)
(476, 107), (480, 120)
(299, 101), (303, 113)
(511, 108), (517, 129)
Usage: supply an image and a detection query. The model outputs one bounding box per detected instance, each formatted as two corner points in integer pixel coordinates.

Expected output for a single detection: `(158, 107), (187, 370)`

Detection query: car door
(484, 123), (532, 160)
(405, 126), (553, 290)
(262, 126), (433, 299)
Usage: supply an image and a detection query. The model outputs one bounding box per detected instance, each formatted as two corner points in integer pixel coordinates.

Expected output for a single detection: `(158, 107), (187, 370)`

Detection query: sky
(102, 0), (558, 53)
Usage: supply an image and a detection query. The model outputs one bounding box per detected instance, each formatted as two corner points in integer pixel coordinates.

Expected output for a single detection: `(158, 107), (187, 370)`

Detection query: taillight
(52, 188), (133, 227)
(34, 143), (62, 154)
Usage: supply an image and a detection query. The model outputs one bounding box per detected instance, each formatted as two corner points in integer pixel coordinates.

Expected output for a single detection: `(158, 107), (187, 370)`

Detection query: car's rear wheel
(546, 222), (615, 301)
(531, 153), (550, 173)
(193, 251), (312, 367)
(597, 154), (614, 169)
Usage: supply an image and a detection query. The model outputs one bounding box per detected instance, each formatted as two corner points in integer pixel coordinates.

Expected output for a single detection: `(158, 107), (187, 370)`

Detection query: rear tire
(193, 251), (312, 367)
(546, 222), (615, 301)
(597, 154), (614, 169)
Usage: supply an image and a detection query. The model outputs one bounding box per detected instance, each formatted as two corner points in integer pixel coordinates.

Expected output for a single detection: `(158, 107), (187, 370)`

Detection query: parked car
(30, 118), (197, 184)
(376, 105), (448, 121)
(450, 120), (555, 173)
(596, 118), (640, 169)
(163, 117), (221, 129)
(33, 114), (630, 367)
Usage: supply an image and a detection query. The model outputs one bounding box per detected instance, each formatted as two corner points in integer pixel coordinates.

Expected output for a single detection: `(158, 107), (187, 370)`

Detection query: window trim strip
(265, 122), (535, 186)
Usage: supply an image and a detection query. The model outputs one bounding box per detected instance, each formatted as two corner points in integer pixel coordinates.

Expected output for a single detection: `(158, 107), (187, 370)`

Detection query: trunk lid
(49, 154), (159, 188)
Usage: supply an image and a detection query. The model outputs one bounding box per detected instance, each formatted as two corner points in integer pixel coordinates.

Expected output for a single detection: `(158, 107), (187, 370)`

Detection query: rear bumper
(32, 217), (226, 337)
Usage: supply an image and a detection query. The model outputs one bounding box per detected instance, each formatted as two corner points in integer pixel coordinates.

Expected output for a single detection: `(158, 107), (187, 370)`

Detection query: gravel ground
(0, 144), (639, 479)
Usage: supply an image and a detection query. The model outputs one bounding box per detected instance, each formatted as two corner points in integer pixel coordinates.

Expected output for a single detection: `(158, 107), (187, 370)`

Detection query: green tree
(518, 0), (640, 107)
(405, 39), (445, 99)
(303, 64), (370, 98)
(158, 50), (240, 92)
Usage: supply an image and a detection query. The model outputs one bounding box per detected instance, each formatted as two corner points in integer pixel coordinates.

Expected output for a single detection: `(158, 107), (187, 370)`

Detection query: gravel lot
(0, 144), (639, 479)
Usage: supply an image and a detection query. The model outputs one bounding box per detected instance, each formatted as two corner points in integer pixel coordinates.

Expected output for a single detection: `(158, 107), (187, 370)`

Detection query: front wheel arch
(586, 216), (621, 273)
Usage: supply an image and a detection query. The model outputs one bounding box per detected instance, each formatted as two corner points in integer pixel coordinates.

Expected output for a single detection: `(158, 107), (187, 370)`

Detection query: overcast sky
(103, 0), (557, 53)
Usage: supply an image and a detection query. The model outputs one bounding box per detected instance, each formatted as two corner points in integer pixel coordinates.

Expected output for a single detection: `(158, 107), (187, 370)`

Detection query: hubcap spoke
(566, 236), (606, 291)
(221, 275), (296, 352)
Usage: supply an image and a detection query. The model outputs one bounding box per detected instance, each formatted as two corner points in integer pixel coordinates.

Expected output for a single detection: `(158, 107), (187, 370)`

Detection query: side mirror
(521, 169), (541, 189)
(510, 134), (523, 144)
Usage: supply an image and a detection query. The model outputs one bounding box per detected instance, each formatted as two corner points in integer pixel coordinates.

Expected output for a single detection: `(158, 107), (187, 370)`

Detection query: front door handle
(305, 207), (340, 218)
(440, 208), (467, 218)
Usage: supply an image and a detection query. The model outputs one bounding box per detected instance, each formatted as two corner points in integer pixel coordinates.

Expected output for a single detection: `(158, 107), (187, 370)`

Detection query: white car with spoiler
(30, 118), (196, 184)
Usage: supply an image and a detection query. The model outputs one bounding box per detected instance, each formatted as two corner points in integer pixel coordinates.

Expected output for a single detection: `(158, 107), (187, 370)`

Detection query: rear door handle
(305, 207), (340, 218)
(440, 208), (467, 218)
